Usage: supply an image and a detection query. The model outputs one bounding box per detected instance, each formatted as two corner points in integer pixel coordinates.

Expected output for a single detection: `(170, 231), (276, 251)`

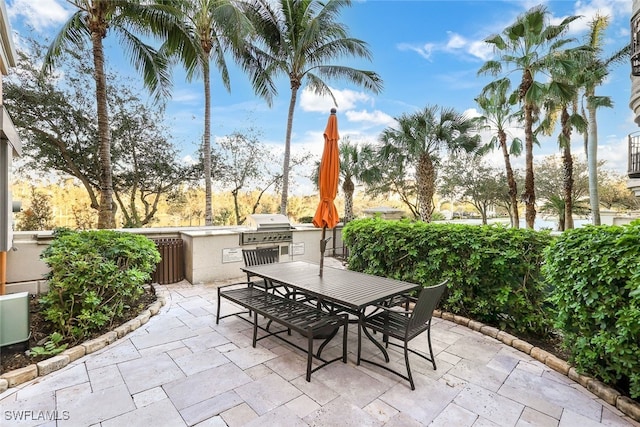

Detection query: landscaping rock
(0, 378), (7, 393)
(545, 355), (570, 376)
(37, 355), (70, 376)
(530, 347), (551, 363)
(587, 379), (620, 406)
(1, 365), (37, 387)
(480, 325), (499, 338)
(616, 396), (640, 423)
(61, 346), (86, 362)
(511, 339), (533, 354)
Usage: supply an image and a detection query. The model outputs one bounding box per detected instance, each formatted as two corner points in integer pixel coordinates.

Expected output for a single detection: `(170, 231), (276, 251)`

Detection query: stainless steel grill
(240, 214), (293, 245)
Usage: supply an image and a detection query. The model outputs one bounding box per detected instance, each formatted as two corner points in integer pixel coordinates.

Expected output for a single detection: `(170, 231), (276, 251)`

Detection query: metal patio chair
(242, 246), (284, 294)
(357, 280), (447, 390)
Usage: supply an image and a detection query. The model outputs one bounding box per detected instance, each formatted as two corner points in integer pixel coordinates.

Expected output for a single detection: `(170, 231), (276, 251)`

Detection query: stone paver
(1, 272), (639, 427)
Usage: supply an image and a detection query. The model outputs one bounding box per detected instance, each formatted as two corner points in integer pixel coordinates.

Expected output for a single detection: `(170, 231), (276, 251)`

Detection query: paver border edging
(433, 310), (640, 423)
(0, 285), (167, 393)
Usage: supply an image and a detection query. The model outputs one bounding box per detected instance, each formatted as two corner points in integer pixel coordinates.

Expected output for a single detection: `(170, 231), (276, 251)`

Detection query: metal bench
(216, 283), (348, 381)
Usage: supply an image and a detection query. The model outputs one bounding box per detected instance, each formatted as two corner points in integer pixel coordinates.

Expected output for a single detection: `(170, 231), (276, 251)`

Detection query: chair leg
(404, 341), (415, 391)
(427, 326), (436, 370)
(252, 311), (258, 347)
(342, 317), (348, 363)
(216, 290), (221, 324)
(306, 328), (313, 382)
(357, 317), (363, 365)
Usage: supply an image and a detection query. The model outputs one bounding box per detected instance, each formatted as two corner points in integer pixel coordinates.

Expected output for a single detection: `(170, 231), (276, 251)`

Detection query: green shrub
(343, 218), (553, 334)
(27, 332), (68, 357)
(545, 222), (640, 398)
(40, 228), (161, 343)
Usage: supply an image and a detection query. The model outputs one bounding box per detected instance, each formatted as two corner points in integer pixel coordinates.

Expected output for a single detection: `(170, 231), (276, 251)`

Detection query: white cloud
(345, 109), (395, 128)
(299, 86), (372, 112)
(397, 42), (435, 61)
(7, 0), (71, 32)
(399, 32), (493, 63)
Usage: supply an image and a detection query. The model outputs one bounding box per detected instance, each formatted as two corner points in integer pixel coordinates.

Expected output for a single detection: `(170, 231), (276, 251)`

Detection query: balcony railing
(629, 132), (640, 179)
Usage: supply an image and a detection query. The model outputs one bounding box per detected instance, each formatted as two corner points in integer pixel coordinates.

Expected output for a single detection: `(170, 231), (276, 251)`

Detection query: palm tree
(539, 47), (587, 230)
(478, 5), (579, 228)
(166, 0), (253, 226)
(475, 78), (522, 228)
(240, 0), (383, 216)
(43, 0), (189, 228)
(577, 15), (631, 225)
(378, 105), (480, 222)
(337, 138), (380, 223)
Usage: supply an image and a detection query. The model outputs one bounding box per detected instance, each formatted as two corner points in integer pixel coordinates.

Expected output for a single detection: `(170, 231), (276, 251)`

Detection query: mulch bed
(0, 288), (157, 374)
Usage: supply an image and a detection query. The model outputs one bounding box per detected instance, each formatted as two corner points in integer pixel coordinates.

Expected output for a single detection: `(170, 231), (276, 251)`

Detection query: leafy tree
(475, 78), (522, 227)
(239, 0), (383, 216)
(378, 105), (480, 222)
(366, 152), (419, 219)
(16, 187), (54, 231)
(110, 96), (200, 228)
(478, 5), (579, 228)
(5, 40), (198, 228)
(598, 171), (640, 211)
(576, 16), (631, 225)
(164, 0), (253, 226)
(43, 0), (191, 228)
(439, 154), (505, 225)
(215, 128), (281, 225)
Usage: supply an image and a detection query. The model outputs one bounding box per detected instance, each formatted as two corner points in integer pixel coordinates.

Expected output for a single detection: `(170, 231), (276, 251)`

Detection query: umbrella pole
(319, 226), (326, 277)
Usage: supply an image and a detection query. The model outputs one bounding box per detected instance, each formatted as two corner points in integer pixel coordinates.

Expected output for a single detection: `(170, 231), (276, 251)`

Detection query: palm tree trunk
(281, 85), (299, 216)
(561, 108), (574, 229)
(587, 90), (600, 225)
(523, 102), (536, 229)
(91, 23), (114, 229)
(499, 129), (519, 228)
(416, 154), (435, 222)
(203, 60), (213, 226)
(342, 178), (354, 223)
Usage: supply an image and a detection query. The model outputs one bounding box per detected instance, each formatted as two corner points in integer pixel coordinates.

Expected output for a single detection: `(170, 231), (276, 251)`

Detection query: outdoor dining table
(240, 260), (421, 355)
(241, 260), (421, 315)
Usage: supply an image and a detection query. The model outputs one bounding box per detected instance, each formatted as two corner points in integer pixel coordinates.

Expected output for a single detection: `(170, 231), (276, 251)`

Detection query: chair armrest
(373, 304), (411, 315)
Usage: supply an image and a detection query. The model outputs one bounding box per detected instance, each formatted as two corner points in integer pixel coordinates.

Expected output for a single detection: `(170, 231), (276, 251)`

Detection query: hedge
(342, 218), (553, 334)
(545, 222), (640, 398)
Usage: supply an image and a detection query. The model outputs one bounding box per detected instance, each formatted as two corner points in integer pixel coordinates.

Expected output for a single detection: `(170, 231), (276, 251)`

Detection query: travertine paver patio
(1, 265), (639, 426)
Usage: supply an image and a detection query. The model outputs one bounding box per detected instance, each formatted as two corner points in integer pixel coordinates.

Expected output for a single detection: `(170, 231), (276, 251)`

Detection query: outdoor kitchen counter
(179, 227), (325, 284)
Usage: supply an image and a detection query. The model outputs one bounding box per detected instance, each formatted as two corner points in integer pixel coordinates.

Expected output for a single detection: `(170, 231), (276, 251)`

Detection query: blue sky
(5, 0), (635, 195)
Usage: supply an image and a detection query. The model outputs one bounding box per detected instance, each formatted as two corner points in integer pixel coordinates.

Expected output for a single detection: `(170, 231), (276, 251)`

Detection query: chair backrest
(407, 280), (447, 332)
(242, 246), (280, 267)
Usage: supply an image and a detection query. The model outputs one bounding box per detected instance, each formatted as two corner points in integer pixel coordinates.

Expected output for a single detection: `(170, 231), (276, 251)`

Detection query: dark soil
(0, 288), (157, 374)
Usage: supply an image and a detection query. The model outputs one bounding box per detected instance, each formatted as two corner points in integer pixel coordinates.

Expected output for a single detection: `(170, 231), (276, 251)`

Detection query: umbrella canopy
(312, 108), (340, 276)
(313, 109), (340, 229)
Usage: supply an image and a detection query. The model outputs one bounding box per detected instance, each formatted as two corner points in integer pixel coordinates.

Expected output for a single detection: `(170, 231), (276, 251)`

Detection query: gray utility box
(0, 291), (31, 347)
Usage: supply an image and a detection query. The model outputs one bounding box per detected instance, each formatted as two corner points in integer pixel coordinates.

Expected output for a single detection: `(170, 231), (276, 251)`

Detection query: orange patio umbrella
(312, 108), (340, 277)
